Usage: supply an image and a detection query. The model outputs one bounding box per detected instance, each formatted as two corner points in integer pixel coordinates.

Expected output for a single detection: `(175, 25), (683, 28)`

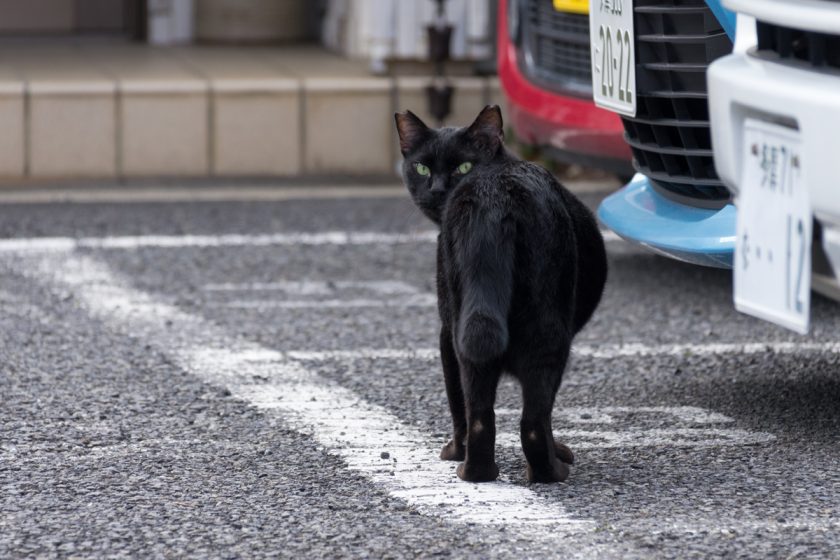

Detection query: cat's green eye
(456, 162), (473, 174)
(414, 163), (431, 176)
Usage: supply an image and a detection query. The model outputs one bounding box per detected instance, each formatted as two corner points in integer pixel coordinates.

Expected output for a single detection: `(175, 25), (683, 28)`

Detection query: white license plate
(589, 0), (636, 116)
(734, 119), (811, 334)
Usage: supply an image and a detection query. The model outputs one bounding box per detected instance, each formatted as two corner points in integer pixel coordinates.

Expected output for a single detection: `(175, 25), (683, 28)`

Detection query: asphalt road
(1, 184), (839, 559)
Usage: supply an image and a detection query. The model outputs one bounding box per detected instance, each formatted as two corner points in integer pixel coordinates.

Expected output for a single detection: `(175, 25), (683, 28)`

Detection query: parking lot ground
(1, 183), (839, 558)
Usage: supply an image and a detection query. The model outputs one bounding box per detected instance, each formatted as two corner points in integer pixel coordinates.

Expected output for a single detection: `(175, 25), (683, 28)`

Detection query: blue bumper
(598, 0), (737, 269)
(598, 175), (736, 269)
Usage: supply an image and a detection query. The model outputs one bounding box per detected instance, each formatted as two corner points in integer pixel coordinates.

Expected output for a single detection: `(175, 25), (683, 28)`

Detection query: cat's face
(394, 105), (504, 224)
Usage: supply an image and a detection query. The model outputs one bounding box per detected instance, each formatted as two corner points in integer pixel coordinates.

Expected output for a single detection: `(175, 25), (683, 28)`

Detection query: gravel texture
(1, 189), (839, 559)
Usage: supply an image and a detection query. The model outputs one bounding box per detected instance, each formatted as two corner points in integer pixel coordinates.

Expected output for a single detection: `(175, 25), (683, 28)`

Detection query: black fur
(395, 106), (607, 483)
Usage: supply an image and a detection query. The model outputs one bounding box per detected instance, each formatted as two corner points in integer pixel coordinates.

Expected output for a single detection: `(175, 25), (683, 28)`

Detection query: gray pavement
(1, 185), (839, 559)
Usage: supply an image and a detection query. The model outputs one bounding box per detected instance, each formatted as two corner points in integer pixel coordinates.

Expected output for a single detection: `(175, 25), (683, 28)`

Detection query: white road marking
(30, 252), (598, 542)
(287, 348), (440, 362)
(204, 280), (432, 309)
(0, 229), (625, 253)
(0, 231), (439, 253)
(216, 295), (437, 310)
(495, 406), (734, 425)
(497, 427), (774, 450)
(573, 340), (840, 359)
(26, 251), (778, 498)
(277, 341), (840, 363)
(203, 280), (421, 295)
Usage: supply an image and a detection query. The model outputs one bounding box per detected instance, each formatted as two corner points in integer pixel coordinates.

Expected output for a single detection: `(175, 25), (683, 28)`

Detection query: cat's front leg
(456, 361), (501, 482)
(439, 326), (466, 461)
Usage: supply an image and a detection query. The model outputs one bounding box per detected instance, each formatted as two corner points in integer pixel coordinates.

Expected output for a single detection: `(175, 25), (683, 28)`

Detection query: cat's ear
(466, 105), (504, 155)
(395, 110), (430, 156)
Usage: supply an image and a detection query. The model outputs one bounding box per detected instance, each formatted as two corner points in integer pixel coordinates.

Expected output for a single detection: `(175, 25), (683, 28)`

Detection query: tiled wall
(0, 58), (503, 180)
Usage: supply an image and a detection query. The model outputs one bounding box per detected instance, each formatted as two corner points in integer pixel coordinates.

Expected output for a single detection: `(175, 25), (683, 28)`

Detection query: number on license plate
(590, 0), (636, 116)
(734, 119), (811, 334)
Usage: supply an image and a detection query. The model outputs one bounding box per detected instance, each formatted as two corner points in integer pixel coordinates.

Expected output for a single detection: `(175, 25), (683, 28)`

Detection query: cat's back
(444, 158), (606, 333)
(445, 159), (562, 215)
(502, 160), (607, 332)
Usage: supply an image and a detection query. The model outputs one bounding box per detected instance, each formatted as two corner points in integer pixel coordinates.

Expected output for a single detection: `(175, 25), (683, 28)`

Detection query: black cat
(394, 105), (607, 483)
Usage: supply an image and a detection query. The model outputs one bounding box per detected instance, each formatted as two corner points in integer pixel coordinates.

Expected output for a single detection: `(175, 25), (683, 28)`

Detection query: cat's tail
(454, 206), (515, 363)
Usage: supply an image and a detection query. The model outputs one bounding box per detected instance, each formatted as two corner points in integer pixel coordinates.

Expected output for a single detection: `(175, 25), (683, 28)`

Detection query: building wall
(322, 0), (493, 70)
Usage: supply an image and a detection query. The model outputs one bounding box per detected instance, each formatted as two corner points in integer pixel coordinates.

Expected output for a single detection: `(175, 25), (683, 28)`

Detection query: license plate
(554, 0), (588, 14)
(734, 119), (811, 334)
(589, 0), (636, 116)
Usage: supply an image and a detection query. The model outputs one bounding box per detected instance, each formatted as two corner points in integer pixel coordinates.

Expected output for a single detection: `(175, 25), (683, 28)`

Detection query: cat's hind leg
(439, 327), (467, 461)
(554, 440), (575, 465)
(518, 352), (572, 483)
(456, 360), (502, 482)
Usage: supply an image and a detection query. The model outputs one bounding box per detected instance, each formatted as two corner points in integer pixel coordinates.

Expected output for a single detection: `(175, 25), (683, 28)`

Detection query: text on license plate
(589, 0), (636, 116)
(734, 118), (811, 334)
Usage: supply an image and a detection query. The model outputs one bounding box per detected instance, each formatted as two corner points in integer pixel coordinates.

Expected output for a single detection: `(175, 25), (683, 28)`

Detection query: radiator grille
(519, 0), (592, 96)
(621, 1), (733, 206)
(756, 20), (840, 72)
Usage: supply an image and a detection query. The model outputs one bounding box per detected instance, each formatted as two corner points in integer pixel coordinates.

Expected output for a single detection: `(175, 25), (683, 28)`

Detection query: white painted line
(286, 348), (440, 362)
(265, 341), (840, 364)
(32, 253), (598, 541)
(216, 294), (437, 310)
(203, 280), (421, 295)
(494, 406), (734, 425)
(497, 427), (774, 450)
(496, 407), (771, 450)
(573, 341), (840, 359)
(0, 229), (625, 253)
(0, 231), (439, 253)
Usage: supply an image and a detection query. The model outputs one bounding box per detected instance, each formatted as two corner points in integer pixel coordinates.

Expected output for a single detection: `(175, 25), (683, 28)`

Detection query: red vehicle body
(497, 0), (632, 174)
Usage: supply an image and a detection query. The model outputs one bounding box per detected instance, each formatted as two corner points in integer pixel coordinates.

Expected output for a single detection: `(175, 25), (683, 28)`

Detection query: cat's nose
(430, 178), (447, 193)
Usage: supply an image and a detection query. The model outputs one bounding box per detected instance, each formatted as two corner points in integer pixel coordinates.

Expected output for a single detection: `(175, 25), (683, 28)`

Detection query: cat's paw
(526, 459), (570, 484)
(456, 461), (499, 483)
(440, 439), (465, 461)
(554, 440), (575, 465)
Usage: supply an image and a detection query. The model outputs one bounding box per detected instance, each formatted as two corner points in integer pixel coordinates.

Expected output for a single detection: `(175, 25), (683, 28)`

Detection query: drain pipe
(426, 0), (454, 126)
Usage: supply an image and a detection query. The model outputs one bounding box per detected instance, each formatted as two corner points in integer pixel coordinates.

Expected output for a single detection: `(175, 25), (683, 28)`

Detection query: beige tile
(121, 92), (209, 176)
(259, 47), (372, 79)
(174, 48), (304, 175)
(396, 77), (489, 129)
(0, 81), (24, 178)
(213, 86), (301, 175)
(304, 78), (393, 174)
(2, 48), (117, 178)
(80, 46), (210, 176)
(30, 91), (117, 177)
